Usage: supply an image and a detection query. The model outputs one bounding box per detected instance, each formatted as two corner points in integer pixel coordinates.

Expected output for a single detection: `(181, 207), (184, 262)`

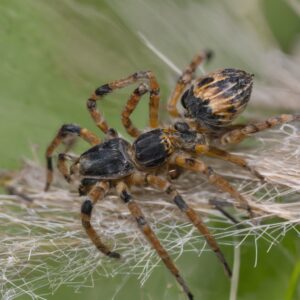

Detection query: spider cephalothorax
(79, 138), (134, 179)
(45, 50), (299, 300)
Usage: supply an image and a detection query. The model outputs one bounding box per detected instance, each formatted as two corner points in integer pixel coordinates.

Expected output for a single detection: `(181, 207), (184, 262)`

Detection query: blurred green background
(1, 0), (300, 299)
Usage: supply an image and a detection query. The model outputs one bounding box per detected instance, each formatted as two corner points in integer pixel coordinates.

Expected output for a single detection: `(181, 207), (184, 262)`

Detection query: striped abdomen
(181, 68), (253, 127)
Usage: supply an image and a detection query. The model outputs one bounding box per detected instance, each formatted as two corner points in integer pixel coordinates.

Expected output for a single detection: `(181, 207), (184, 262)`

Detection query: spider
(76, 49), (299, 211)
(45, 124), (235, 300)
(79, 50), (299, 188)
(45, 51), (299, 299)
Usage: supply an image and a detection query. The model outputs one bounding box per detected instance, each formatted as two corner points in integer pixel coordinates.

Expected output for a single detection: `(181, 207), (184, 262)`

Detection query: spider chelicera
(45, 50), (299, 300)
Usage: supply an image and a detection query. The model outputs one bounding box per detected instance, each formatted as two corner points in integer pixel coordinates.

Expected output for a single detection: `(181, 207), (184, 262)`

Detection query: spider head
(181, 68), (253, 128)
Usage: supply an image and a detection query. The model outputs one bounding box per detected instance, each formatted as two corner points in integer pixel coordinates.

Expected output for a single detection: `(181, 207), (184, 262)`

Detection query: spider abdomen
(79, 138), (134, 179)
(133, 129), (173, 168)
(181, 68), (253, 127)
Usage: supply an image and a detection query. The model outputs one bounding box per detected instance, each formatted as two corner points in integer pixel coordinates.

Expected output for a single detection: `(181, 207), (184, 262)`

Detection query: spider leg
(121, 83), (149, 137)
(81, 181), (120, 258)
(171, 153), (254, 217)
(116, 181), (193, 300)
(210, 199), (241, 226)
(219, 113), (300, 145)
(167, 50), (213, 117)
(57, 153), (79, 183)
(167, 164), (184, 180)
(78, 178), (99, 196)
(45, 124), (100, 191)
(87, 71), (160, 135)
(193, 144), (265, 182)
(130, 173), (232, 278)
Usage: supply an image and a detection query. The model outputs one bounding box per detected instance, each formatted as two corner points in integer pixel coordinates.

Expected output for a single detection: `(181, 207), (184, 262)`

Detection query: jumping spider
(45, 50), (299, 300)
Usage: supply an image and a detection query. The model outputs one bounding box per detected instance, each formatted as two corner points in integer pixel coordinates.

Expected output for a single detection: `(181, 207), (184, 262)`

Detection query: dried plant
(1, 122), (300, 299)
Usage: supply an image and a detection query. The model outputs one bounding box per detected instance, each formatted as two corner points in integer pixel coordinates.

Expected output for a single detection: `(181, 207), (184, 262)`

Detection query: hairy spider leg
(167, 50), (213, 117)
(116, 181), (193, 300)
(122, 83), (149, 137)
(171, 154), (254, 217)
(45, 124), (100, 191)
(219, 114), (300, 145)
(193, 144), (265, 182)
(57, 153), (79, 183)
(167, 164), (184, 180)
(87, 71), (160, 135)
(210, 200), (241, 226)
(81, 181), (121, 258)
(130, 172), (232, 278)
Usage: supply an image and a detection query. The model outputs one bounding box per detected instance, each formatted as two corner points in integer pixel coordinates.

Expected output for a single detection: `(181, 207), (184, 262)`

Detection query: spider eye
(180, 89), (189, 109)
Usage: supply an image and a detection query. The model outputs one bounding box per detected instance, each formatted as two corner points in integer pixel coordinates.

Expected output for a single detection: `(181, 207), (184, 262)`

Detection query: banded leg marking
(57, 153), (79, 183)
(130, 173), (232, 277)
(172, 154), (254, 217)
(116, 181), (193, 300)
(167, 50), (213, 117)
(220, 114), (300, 145)
(194, 144), (265, 182)
(45, 124), (100, 191)
(81, 182), (120, 258)
(87, 71), (160, 135)
(122, 83), (149, 137)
